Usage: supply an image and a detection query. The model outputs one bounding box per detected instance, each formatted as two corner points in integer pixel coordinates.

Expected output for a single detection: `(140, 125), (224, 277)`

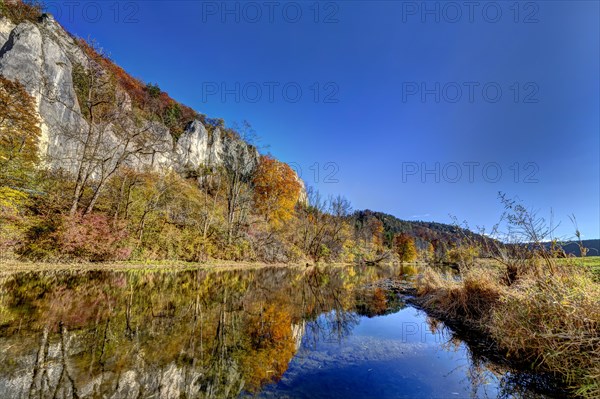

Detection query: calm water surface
(0, 265), (554, 398)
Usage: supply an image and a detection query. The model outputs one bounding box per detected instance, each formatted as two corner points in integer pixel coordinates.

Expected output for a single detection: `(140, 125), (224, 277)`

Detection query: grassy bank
(479, 256), (600, 281)
(413, 261), (600, 398)
(557, 256), (600, 281)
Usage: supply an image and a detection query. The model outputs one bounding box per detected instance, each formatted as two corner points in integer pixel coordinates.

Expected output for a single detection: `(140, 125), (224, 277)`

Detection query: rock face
(0, 13), (267, 181)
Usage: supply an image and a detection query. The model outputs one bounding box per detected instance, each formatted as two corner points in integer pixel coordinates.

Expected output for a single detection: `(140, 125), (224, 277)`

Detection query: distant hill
(353, 210), (600, 258)
(352, 210), (486, 248)
(544, 239), (600, 257)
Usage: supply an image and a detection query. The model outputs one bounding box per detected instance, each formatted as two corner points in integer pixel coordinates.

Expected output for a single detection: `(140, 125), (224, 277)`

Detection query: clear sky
(50, 0), (599, 239)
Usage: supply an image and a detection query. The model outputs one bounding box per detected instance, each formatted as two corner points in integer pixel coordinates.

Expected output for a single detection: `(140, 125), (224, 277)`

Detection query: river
(0, 265), (558, 398)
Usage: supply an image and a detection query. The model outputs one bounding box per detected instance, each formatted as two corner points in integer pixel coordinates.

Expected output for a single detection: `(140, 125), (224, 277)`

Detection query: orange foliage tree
(252, 156), (301, 228)
(368, 218), (384, 248)
(394, 233), (417, 262)
(241, 304), (296, 391)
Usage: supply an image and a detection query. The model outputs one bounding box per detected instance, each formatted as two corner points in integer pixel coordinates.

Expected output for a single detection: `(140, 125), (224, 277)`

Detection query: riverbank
(407, 262), (600, 399)
(0, 259), (315, 276)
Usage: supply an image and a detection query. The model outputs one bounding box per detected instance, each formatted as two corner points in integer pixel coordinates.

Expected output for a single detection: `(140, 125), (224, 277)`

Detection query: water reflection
(0, 265), (554, 398)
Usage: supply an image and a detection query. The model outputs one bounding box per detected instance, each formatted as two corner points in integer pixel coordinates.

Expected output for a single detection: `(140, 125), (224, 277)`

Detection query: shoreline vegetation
(0, 257), (597, 275)
(408, 211), (600, 399)
(0, 259), (305, 275)
(411, 263), (599, 399)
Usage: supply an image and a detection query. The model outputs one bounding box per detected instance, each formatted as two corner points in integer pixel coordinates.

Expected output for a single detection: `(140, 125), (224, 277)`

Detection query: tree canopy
(252, 155), (301, 228)
(0, 76), (41, 187)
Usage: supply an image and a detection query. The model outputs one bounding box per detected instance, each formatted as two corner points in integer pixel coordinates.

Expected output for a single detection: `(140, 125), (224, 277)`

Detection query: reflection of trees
(305, 310), (360, 348)
(299, 266), (359, 346)
(355, 287), (407, 318)
(432, 321), (503, 399)
(240, 304), (296, 392)
(0, 265), (406, 398)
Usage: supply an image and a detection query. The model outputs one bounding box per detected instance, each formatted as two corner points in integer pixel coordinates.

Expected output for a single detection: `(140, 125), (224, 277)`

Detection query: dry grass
(417, 267), (506, 327)
(490, 272), (600, 398)
(415, 263), (600, 398)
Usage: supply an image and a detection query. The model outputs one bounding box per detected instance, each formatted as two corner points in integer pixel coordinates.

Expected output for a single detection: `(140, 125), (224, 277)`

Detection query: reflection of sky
(353, 309), (447, 345)
(258, 307), (508, 398)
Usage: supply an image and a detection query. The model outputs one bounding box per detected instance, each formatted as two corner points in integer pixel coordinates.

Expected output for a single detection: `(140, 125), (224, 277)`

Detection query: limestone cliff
(0, 12), (299, 190)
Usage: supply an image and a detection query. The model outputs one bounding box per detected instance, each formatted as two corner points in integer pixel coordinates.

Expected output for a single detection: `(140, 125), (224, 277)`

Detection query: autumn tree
(222, 121), (259, 244)
(421, 242), (435, 262)
(368, 218), (384, 249)
(49, 41), (167, 216)
(252, 155), (301, 228)
(393, 233), (417, 262)
(222, 154), (253, 245)
(296, 188), (352, 262)
(351, 211), (390, 262)
(0, 76), (41, 187)
(446, 244), (480, 270)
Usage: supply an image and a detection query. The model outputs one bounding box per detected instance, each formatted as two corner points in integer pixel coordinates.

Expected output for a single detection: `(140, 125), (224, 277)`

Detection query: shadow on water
(0, 265), (565, 398)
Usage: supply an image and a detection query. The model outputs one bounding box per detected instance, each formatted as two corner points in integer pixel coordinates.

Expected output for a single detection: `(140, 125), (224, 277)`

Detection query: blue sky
(52, 1), (599, 239)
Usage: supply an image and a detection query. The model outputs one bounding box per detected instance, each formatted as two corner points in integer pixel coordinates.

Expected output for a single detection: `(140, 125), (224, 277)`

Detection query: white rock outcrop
(0, 14), (264, 180)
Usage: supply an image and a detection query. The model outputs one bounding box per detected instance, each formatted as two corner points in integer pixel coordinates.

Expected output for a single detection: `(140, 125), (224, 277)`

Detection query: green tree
(145, 83), (161, 98)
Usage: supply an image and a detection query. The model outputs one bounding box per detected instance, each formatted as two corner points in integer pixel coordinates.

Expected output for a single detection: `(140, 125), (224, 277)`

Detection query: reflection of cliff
(0, 265), (403, 398)
(0, 330), (244, 398)
(292, 321), (306, 351)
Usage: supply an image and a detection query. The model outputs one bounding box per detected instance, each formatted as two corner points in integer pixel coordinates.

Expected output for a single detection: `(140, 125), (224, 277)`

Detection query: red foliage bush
(77, 39), (147, 105)
(55, 213), (131, 262)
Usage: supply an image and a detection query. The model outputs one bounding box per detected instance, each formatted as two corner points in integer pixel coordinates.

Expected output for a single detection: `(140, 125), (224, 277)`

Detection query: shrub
(0, 0), (43, 24)
(145, 83), (161, 98)
(58, 213), (131, 261)
(415, 263), (600, 398)
(0, 186), (29, 257)
(22, 213), (132, 261)
(446, 244), (480, 270)
(17, 214), (61, 260)
(417, 266), (504, 327)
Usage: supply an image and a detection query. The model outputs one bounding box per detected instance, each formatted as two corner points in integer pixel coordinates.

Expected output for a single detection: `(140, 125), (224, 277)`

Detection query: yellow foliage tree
(0, 76), (41, 187)
(369, 218), (384, 249)
(446, 244), (480, 270)
(252, 156), (301, 228)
